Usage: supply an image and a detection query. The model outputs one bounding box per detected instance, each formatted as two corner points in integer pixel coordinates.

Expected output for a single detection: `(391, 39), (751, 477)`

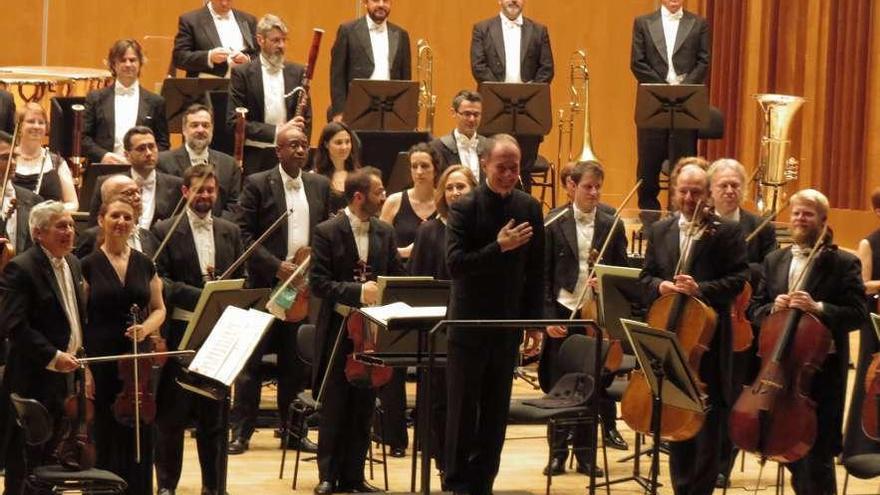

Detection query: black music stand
(595, 264), (647, 354)
(178, 282), (269, 352)
(161, 78), (230, 133)
(356, 131), (430, 185)
(635, 84), (709, 172)
(79, 164), (131, 213)
(343, 79), (419, 131)
(385, 151), (412, 195)
(49, 96), (86, 158)
(477, 82), (552, 136)
(621, 319), (705, 495)
(207, 90), (233, 155)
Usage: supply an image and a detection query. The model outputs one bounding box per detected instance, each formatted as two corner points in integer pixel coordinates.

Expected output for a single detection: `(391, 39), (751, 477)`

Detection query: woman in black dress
(12, 103), (78, 209)
(82, 196), (165, 494)
(311, 121), (361, 214)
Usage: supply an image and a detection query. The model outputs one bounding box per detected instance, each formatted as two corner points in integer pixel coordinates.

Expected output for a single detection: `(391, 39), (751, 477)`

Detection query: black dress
(12, 151), (65, 202)
(82, 248), (156, 495)
(392, 189), (436, 249)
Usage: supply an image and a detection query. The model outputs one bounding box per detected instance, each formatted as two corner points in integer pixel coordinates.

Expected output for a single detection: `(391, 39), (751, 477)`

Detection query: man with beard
(151, 165), (245, 495)
(328, 0), (412, 122)
(310, 166), (405, 494)
(229, 125), (331, 455)
(172, 0), (258, 78)
(747, 189), (866, 495)
(75, 174), (156, 258)
(429, 90), (489, 182)
(227, 14), (312, 176)
(158, 104), (241, 217)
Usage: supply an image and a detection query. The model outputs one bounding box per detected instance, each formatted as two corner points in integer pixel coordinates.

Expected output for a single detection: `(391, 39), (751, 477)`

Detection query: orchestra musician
(310, 166), (406, 494)
(639, 158), (748, 495)
(0, 90), (14, 135)
(12, 103), (78, 210)
(311, 121), (361, 215)
(444, 134), (544, 495)
(0, 201), (83, 495)
(82, 39), (170, 165)
(229, 124), (331, 455)
(748, 189), (867, 495)
(88, 127), (184, 229)
(630, 0), (710, 221)
(429, 90), (488, 182)
(541, 161), (628, 477)
(855, 187), (880, 310)
(0, 131), (41, 256)
(152, 165), (245, 495)
(227, 14), (313, 176)
(172, 0), (258, 78)
(157, 104), (242, 218)
(75, 175), (156, 258)
(328, 0), (412, 122)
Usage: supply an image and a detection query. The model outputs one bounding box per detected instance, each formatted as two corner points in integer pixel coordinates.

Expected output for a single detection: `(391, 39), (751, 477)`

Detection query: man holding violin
(747, 189), (866, 495)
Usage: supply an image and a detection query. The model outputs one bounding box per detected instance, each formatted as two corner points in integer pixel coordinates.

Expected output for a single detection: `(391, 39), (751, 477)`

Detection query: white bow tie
(192, 216), (213, 231)
(573, 209), (595, 225)
(351, 219), (370, 235)
(504, 19), (522, 29)
(135, 177), (155, 191)
(791, 245), (810, 258)
(370, 22), (386, 33)
(456, 133), (479, 150)
(664, 10), (683, 21)
(115, 85), (135, 97)
(285, 176), (303, 191)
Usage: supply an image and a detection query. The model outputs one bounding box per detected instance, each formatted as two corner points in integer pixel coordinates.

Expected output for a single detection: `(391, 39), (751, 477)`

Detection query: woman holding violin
(82, 195), (166, 494)
(745, 189), (867, 495)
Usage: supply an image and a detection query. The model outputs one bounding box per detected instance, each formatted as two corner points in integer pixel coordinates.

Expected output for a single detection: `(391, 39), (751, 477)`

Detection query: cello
(728, 226), (833, 462)
(863, 349), (880, 441)
(620, 203), (718, 441)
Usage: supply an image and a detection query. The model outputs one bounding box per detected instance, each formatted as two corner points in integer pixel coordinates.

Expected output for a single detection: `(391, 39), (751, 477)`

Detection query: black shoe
(314, 481), (334, 494)
(228, 437), (249, 455)
(576, 463), (605, 477)
(157, 489), (175, 495)
(542, 457), (566, 476)
(200, 489), (229, 495)
(604, 427), (629, 450)
(337, 481), (382, 493)
(389, 446), (406, 458)
(715, 473), (730, 488)
(288, 436), (318, 453)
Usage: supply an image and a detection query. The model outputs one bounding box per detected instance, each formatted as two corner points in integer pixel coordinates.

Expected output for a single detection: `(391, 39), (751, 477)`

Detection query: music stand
(476, 82), (552, 136)
(594, 264), (646, 354)
(635, 84), (710, 169)
(355, 131), (429, 185)
(178, 280), (270, 352)
(343, 79), (419, 131)
(161, 78), (230, 133)
(207, 90), (233, 155)
(49, 96), (86, 158)
(621, 319), (705, 495)
(385, 151), (412, 195)
(79, 164), (130, 213)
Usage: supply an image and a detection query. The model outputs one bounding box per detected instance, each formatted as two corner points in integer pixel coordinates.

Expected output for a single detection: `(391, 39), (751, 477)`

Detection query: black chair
(530, 155), (557, 209)
(842, 453), (880, 494)
(9, 393), (127, 494)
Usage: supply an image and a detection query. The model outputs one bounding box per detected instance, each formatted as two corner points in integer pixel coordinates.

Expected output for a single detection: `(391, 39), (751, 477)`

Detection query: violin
(266, 246), (311, 322)
(620, 203), (719, 441)
(344, 261), (393, 389)
(55, 349), (96, 471)
(863, 351), (880, 441)
(729, 226), (834, 462)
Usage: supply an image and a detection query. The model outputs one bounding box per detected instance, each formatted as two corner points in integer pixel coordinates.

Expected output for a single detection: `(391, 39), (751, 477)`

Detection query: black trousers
(243, 146), (280, 177)
(154, 361), (225, 491)
(636, 127), (698, 214)
(444, 333), (520, 495)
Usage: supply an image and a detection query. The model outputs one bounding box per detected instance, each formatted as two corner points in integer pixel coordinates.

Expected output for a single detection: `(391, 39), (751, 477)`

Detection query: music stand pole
(649, 360), (665, 495)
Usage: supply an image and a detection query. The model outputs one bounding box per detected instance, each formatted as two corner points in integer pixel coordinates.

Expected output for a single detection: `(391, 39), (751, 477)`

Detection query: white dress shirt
(501, 13), (523, 83)
(44, 248), (82, 371)
(661, 5), (685, 85)
(366, 16), (391, 80)
(133, 169), (157, 230)
(113, 80), (140, 155)
(557, 205), (596, 310)
(2, 186), (16, 250)
(253, 55), (287, 149)
(279, 166), (310, 260)
(788, 245), (810, 291)
(718, 207), (741, 223)
(207, 1), (246, 69)
(454, 129), (480, 178)
(186, 208), (216, 277)
(344, 206), (370, 262)
(185, 143), (210, 166)
(678, 213), (704, 265)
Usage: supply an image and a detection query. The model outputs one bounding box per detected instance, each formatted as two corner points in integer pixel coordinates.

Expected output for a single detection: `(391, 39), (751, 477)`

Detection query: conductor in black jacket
(227, 14), (313, 176)
(747, 189), (867, 495)
(327, 0), (412, 121)
(172, 0), (258, 78)
(631, 0), (710, 216)
(445, 134), (545, 495)
(82, 39), (170, 165)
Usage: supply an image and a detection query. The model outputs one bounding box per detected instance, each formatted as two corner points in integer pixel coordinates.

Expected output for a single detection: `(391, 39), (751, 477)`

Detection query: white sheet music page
(188, 306), (274, 386)
(359, 302), (447, 326)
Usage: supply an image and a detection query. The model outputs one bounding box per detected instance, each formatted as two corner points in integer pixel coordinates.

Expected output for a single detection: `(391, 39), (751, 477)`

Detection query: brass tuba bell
(754, 93), (805, 215)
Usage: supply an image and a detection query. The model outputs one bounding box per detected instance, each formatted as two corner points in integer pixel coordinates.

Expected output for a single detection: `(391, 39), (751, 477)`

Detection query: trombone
(557, 50), (599, 171)
(417, 39), (436, 134)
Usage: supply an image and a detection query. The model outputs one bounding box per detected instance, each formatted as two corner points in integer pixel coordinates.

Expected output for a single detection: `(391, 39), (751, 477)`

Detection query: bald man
(74, 174), (157, 258)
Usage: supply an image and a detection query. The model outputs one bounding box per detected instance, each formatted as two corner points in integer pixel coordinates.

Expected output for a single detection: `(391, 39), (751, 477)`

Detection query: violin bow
(744, 199), (790, 244)
(129, 304), (143, 464)
(0, 116), (22, 219)
(217, 207), (295, 280)
(790, 223), (829, 293)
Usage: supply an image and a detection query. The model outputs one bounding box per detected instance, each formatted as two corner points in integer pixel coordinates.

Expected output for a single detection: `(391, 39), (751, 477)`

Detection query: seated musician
(542, 160), (629, 477)
(311, 121), (361, 215)
(639, 157), (748, 495)
(172, 0), (258, 78)
(0, 201), (84, 495)
(75, 174), (155, 258)
(82, 39), (170, 165)
(152, 164), (245, 495)
(310, 166), (406, 494)
(429, 90), (488, 181)
(13, 103), (78, 210)
(748, 189), (867, 495)
(0, 131), (41, 257)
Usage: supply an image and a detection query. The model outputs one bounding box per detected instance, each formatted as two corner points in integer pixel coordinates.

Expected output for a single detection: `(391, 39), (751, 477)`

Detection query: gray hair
(708, 158), (747, 185)
(100, 174), (137, 202)
(257, 14), (288, 37)
(29, 200), (67, 236)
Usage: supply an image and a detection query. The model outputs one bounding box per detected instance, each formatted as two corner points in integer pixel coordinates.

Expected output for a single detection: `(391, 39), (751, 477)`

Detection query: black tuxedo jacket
(73, 225), (156, 259)
(0, 246), (86, 411)
(157, 146), (242, 217)
(81, 84), (170, 164)
(0, 89), (15, 134)
(328, 17), (412, 119)
(235, 168), (331, 289)
(172, 6), (258, 78)
(6, 186), (41, 254)
(430, 132), (489, 180)
(309, 213), (405, 391)
(470, 16), (554, 83)
(226, 59), (313, 144)
(88, 170), (183, 227)
(630, 9), (710, 84)
(543, 206), (628, 318)
(739, 209), (777, 286)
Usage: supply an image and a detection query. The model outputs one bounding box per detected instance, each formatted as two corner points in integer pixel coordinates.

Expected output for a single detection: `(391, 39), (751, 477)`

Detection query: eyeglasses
(456, 111), (482, 119)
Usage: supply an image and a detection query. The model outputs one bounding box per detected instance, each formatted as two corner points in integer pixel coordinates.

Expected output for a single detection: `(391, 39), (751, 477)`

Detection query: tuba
(754, 94), (804, 215)
(556, 50), (598, 172)
(416, 39), (436, 134)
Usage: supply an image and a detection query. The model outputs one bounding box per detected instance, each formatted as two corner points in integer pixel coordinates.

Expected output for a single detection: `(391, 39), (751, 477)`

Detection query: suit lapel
(648, 12), (667, 60)
(235, 11), (255, 52)
(15, 197), (30, 253)
(592, 214), (610, 253)
(102, 89), (116, 134)
(267, 169), (289, 245)
(136, 86), (148, 126)
(174, 147), (191, 175)
(777, 249), (794, 293)
(520, 19), (534, 66)
(366, 218), (382, 274)
(560, 208), (578, 261)
(356, 18), (374, 64)
(36, 249), (66, 318)
(489, 18), (506, 71)
(175, 217), (202, 282)
(388, 25), (400, 69)
(199, 7), (223, 49)
(251, 62), (266, 118)
(664, 220), (681, 275)
(674, 14), (696, 55)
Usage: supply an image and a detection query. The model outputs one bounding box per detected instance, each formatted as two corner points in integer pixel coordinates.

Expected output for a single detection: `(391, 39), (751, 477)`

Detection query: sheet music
(360, 301), (447, 326)
(188, 307), (274, 386)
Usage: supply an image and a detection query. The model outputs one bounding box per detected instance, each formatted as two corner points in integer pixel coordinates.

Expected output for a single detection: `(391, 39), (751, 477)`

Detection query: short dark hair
(568, 160), (605, 185)
(871, 187), (880, 210)
(344, 166), (382, 203)
(123, 126), (155, 151)
(407, 142), (443, 186)
(107, 39), (144, 77)
(183, 164), (216, 189)
(182, 103), (213, 127)
(452, 90), (482, 111)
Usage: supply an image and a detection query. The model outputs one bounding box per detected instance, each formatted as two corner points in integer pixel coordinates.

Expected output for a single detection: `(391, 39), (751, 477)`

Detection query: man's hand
(672, 274), (700, 296)
(229, 51), (250, 65)
(659, 281), (677, 296)
(497, 220), (533, 252)
(546, 325), (568, 339)
(772, 293), (791, 313)
(101, 153), (126, 165)
(362, 281), (380, 305)
(276, 261), (296, 281)
(287, 116), (307, 132)
(523, 329), (544, 358)
(55, 352), (79, 373)
(788, 290), (821, 315)
(210, 47), (232, 65)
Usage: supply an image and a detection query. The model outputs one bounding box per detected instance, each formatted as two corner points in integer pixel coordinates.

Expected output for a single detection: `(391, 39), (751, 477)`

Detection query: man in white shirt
(328, 0), (412, 121)
(172, 0), (258, 78)
(430, 90), (489, 182)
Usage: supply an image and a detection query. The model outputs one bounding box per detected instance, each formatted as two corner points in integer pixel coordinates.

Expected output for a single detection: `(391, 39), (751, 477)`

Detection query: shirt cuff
(359, 284), (366, 305)
(46, 350), (62, 372)
(816, 302), (824, 314)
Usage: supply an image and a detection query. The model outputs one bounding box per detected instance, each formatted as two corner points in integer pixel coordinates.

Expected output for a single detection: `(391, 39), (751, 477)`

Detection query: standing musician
(429, 90), (489, 182)
(0, 131), (41, 256)
(310, 166), (405, 494)
(172, 0), (258, 78)
(229, 125), (331, 455)
(13, 103), (79, 210)
(158, 104), (242, 218)
(748, 189), (867, 495)
(707, 158), (777, 487)
(0, 201), (83, 495)
(0, 89), (14, 135)
(639, 158), (748, 495)
(75, 175), (156, 259)
(445, 134), (544, 495)
(541, 161), (629, 477)
(311, 122), (362, 215)
(856, 187), (880, 309)
(630, 0), (710, 220)
(328, 0), (412, 122)
(82, 39), (170, 165)
(227, 14), (313, 176)
(89, 127), (184, 229)
(152, 165), (244, 495)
